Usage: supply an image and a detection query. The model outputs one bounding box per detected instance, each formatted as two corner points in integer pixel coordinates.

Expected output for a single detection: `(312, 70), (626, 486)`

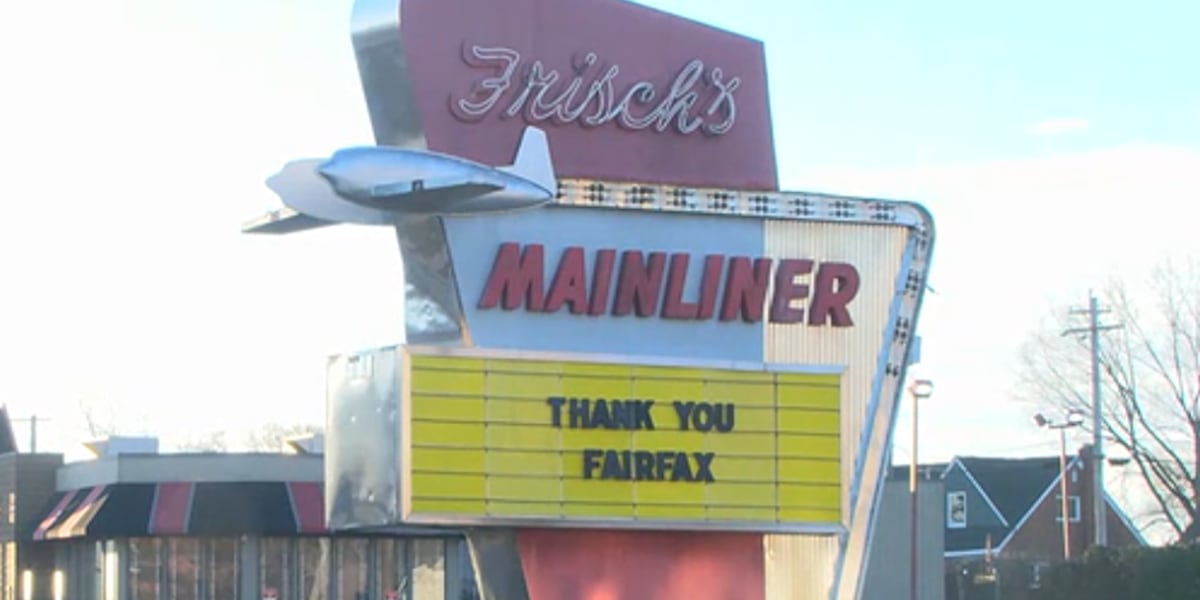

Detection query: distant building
(895, 446), (1149, 599)
(938, 446), (1146, 563)
(861, 469), (945, 600)
(0, 431), (474, 600)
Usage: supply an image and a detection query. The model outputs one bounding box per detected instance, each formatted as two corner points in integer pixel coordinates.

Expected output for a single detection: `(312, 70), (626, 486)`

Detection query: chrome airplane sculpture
(261, 126), (556, 227)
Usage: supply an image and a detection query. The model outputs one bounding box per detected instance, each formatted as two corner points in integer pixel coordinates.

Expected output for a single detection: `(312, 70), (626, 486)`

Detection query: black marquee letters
(548, 396), (734, 483)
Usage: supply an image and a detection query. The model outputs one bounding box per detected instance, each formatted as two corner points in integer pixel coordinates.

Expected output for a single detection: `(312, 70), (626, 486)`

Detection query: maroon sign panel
(398, 0), (778, 190)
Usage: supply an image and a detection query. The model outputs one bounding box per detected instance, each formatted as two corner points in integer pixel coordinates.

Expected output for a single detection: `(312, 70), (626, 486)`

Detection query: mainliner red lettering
(612, 251), (667, 317)
(661, 254), (699, 320)
(477, 243), (861, 326)
(720, 256), (772, 323)
(544, 246), (588, 314)
(769, 259), (814, 323)
(478, 242), (545, 311)
(589, 249), (617, 315)
(810, 262), (860, 326)
(696, 254), (724, 319)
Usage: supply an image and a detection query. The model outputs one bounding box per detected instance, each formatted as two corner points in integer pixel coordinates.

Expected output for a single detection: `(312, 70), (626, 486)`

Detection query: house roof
(0, 406), (17, 454)
(956, 456), (1063, 524)
(887, 463), (950, 482)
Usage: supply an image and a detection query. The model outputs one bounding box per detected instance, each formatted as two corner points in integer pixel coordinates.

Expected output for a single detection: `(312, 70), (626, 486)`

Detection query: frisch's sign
(452, 45), (741, 137)
(388, 0), (778, 190)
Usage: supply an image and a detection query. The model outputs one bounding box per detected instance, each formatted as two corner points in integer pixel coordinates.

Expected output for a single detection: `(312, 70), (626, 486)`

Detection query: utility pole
(1063, 291), (1122, 547)
(11, 415), (51, 453)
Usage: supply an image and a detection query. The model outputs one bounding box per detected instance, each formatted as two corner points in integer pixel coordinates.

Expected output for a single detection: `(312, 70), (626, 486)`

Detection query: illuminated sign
(402, 347), (844, 532)
(364, 0), (778, 190)
(452, 45), (741, 137)
(478, 242), (862, 325)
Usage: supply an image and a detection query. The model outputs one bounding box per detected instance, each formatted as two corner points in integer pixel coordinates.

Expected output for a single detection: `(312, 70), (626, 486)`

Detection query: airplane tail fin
(500, 127), (557, 193)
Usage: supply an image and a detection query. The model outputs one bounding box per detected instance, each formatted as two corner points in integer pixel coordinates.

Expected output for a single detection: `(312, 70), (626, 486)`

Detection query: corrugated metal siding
(763, 222), (908, 600)
(765, 535), (840, 600)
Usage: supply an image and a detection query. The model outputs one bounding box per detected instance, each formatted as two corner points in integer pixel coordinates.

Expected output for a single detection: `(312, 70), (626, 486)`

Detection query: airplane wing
(242, 207), (337, 234)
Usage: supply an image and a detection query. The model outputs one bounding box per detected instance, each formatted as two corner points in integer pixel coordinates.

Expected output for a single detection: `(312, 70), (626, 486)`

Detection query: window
(6, 493), (13, 525)
(299, 538), (330, 600)
(1055, 495), (1082, 522)
(206, 539), (238, 600)
(168, 538), (200, 600)
(337, 539), (369, 600)
(377, 539), (412, 600)
(947, 491), (967, 528)
(1, 542), (10, 600)
(51, 570), (64, 600)
(101, 541), (119, 600)
(128, 539), (162, 600)
(260, 538), (295, 600)
(411, 539), (445, 600)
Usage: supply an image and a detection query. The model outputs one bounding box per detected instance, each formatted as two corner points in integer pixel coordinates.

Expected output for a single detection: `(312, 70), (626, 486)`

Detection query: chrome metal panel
(325, 348), (404, 530)
(351, 0), (426, 150)
(351, 0), (471, 347)
(240, 207), (335, 234)
(463, 529), (532, 600)
(395, 217), (469, 345)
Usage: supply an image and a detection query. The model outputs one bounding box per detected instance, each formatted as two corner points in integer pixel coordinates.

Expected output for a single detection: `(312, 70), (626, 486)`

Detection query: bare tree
(171, 424), (322, 453)
(177, 430), (229, 453)
(243, 423), (323, 452)
(1016, 258), (1200, 543)
(77, 397), (118, 439)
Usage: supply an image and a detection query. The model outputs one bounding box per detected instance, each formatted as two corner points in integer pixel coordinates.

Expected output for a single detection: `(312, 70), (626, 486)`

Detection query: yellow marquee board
(401, 347), (844, 533)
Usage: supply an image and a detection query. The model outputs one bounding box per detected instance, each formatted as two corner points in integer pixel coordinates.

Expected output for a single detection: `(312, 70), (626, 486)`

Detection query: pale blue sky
(646, 0), (1200, 170)
(2, 0), (1198, 537)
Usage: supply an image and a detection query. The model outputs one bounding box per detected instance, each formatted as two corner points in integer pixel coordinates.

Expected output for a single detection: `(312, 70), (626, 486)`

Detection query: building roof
(32, 480), (327, 540)
(956, 456), (1062, 524)
(0, 406), (18, 454)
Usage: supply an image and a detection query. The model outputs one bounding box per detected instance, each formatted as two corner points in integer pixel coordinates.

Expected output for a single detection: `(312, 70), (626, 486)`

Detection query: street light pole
(908, 379), (934, 600)
(1057, 426), (1071, 559)
(1036, 410), (1085, 560)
